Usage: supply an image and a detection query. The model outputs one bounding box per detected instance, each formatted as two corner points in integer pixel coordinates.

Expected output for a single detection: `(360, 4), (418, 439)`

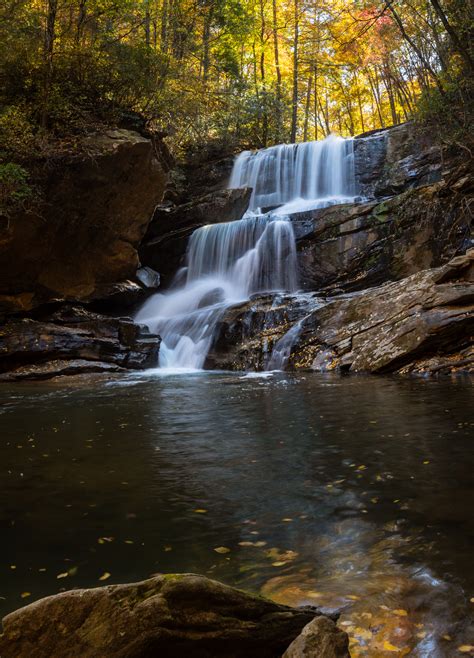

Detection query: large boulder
(0, 305), (160, 380)
(208, 250), (474, 375)
(0, 574), (344, 658)
(0, 129), (167, 314)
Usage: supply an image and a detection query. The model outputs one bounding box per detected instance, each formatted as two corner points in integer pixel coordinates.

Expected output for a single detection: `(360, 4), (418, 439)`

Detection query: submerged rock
(0, 305), (160, 380)
(0, 574), (345, 658)
(209, 250), (474, 375)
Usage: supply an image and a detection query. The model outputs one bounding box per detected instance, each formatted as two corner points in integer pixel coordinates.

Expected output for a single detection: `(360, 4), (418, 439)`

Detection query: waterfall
(135, 216), (298, 369)
(136, 134), (356, 371)
(229, 134), (356, 213)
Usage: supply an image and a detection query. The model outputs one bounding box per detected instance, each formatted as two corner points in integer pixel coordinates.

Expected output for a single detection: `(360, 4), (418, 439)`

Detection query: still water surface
(0, 372), (473, 655)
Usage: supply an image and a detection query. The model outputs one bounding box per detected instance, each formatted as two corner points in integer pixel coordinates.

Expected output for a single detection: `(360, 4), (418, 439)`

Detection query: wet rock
(0, 305), (160, 380)
(353, 122), (442, 198)
(282, 616), (350, 658)
(209, 250), (474, 375)
(0, 574), (339, 658)
(136, 266), (161, 289)
(0, 129), (167, 315)
(140, 187), (252, 284)
(293, 162), (472, 292)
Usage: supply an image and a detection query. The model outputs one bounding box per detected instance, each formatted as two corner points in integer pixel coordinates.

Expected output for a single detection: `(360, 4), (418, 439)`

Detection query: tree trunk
(41, 0), (58, 130)
(290, 0), (299, 143)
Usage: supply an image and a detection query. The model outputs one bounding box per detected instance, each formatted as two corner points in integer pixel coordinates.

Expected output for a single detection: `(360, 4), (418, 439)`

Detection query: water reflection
(0, 373), (472, 655)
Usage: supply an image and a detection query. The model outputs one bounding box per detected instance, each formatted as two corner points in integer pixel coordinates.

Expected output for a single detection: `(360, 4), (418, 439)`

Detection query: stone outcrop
(0, 305), (159, 380)
(0, 129), (167, 314)
(140, 187), (252, 284)
(0, 574), (347, 658)
(208, 250), (474, 375)
(293, 161), (472, 292)
(353, 122), (443, 198)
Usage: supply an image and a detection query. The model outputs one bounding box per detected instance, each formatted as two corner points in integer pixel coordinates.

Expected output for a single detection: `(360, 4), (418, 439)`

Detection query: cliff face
(0, 129), (168, 315)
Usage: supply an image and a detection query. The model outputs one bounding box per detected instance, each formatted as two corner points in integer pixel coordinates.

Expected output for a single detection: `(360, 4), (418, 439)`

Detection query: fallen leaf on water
(347, 594), (360, 600)
(20, 592), (31, 598)
(282, 518), (293, 522)
(393, 608), (408, 616)
(164, 546), (172, 552)
(99, 572), (111, 581)
(193, 509), (208, 514)
(124, 540), (134, 544)
(383, 641), (399, 652)
(238, 541), (254, 547)
(458, 646), (474, 654)
(423, 460), (430, 465)
(272, 561), (288, 567)
(68, 566), (78, 576)
(56, 572), (69, 579)
(214, 547), (231, 554)
(353, 627), (372, 641)
(10, 565), (16, 570)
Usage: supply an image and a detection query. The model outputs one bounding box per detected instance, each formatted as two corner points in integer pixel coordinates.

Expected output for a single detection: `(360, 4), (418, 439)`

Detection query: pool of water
(0, 371), (473, 655)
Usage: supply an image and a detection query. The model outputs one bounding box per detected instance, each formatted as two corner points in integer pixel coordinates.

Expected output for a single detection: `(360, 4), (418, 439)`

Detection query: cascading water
(136, 134), (357, 370)
(229, 134), (356, 214)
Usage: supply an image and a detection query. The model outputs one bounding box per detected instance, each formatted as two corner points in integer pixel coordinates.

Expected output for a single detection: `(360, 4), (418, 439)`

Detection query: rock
(0, 574), (341, 658)
(0, 129), (167, 314)
(140, 187), (252, 284)
(282, 616), (350, 658)
(353, 122), (442, 198)
(136, 266), (161, 289)
(0, 359), (125, 381)
(292, 162), (472, 292)
(208, 250), (474, 375)
(0, 305), (160, 380)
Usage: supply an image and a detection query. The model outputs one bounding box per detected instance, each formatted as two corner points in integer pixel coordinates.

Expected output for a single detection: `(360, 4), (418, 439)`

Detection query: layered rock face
(0, 574), (348, 658)
(0, 129), (167, 314)
(0, 306), (160, 380)
(208, 250), (474, 375)
(293, 124), (471, 292)
(140, 187), (252, 285)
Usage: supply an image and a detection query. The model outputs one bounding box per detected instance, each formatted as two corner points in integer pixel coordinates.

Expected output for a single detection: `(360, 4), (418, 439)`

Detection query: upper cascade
(229, 134), (357, 213)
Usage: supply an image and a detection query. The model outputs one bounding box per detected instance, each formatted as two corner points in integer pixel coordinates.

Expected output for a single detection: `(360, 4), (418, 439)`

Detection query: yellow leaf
(383, 641), (399, 652)
(213, 546), (230, 554)
(56, 572), (69, 579)
(393, 608), (408, 616)
(20, 592), (31, 598)
(282, 518), (293, 522)
(99, 572), (111, 581)
(458, 647), (474, 653)
(272, 561), (288, 567)
(193, 509), (208, 513)
(124, 540), (134, 544)
(10, 565), (16, 570)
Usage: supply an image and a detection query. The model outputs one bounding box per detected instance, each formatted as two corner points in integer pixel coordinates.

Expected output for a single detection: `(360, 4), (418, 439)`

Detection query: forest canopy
(0, 0), (473, 159)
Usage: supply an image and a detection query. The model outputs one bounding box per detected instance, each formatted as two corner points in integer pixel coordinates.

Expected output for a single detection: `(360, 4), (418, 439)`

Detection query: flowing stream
(136, 135), (357, 369)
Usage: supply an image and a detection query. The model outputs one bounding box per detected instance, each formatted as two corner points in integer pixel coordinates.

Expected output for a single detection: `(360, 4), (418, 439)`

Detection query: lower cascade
(136, 134), (357, 370)
(135, 216), (298, 369)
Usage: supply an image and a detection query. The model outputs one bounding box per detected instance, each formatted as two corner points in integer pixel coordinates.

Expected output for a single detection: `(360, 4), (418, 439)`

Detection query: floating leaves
(98, 572), (111, 581)
(458, 647), (474, 654)
(213, 546), (231, 554)
(193, 509), (208, 514)
(20, 592), (31, 599)
(56, 572), (69, 579)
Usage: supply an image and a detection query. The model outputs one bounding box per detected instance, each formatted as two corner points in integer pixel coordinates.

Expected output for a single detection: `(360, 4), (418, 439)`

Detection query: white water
(136, 135), (357, 370)
(229, 134), (356, 213)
